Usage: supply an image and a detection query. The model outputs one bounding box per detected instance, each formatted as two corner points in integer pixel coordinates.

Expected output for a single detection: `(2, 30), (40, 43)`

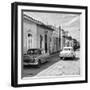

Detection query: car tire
(60, 57), (62, 59)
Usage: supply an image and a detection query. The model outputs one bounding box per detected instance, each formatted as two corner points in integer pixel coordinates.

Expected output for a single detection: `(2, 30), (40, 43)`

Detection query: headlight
(33, 58), (38, 62)
(32, 58), (36, 62)
(60, 52), (63, 55)
(34, 58), (37, 60)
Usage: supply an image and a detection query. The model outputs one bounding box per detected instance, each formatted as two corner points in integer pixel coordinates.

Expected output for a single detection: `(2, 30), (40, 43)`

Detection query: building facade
(60, 29), (65, 50)
(23, 14), (54, 54)
(23, 14), (74, 54)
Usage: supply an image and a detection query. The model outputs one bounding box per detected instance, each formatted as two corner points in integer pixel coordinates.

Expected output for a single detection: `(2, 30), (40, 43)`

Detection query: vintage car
(59, 47), (76, 59)
(23, 48), (49, 67)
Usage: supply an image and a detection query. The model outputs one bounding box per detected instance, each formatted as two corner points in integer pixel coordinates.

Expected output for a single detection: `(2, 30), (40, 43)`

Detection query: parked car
(23, 48), (49, 67)
(59, 47), (76, 59)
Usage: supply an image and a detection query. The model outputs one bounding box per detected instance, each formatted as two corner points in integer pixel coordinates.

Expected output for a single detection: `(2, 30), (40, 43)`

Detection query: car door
(38, 50), (45, 63)
(41, 53), (47, 63)
(44, 53), (49, 62)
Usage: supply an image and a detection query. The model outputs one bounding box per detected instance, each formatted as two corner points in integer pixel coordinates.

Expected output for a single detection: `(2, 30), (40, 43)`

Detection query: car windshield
(63, 48), (73, 51)
(27, 49), (41, 55)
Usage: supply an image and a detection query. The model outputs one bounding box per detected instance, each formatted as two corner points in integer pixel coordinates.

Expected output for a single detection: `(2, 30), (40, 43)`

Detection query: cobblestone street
(36, 58), (80, 77)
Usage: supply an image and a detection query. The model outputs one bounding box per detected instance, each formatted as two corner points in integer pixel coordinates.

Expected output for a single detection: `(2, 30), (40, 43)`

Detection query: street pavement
(22, 51), (80, 78)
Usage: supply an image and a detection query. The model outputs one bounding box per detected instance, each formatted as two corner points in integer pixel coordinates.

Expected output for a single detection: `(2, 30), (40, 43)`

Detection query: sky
(24, 11), (80, 41)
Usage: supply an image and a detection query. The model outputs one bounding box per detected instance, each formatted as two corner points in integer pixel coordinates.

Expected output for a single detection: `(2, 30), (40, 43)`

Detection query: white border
(18, 5), (86, 84)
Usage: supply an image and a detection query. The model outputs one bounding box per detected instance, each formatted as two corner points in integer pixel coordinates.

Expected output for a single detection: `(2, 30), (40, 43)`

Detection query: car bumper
(24, 62), (39, 66)
(59, 54), (74, 58)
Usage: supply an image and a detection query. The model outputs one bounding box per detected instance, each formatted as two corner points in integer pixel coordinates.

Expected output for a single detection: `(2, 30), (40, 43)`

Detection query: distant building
(51, 29), (59, 53)
(60, 29), (65, 50)
(23, 14), (54, 54)
(50, 26), (65, 53)
(63, 31), (73, 47)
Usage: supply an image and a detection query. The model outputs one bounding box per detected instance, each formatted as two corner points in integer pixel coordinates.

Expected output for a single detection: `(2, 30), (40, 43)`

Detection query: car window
(63, 48), (73, 51)
(27, 49), (41, 55)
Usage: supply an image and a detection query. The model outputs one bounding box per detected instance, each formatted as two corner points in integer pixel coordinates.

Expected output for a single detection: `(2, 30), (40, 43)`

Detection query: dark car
(23, 48), (49, 67)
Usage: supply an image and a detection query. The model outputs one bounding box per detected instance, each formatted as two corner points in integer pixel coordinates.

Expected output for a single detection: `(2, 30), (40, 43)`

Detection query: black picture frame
(11, 2), (88, 87)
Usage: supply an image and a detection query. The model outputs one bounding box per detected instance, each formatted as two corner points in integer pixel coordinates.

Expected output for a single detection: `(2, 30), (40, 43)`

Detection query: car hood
(24, 54), (40, 59)
(60, 51), (71, 54)
(29, 55), (40, 58)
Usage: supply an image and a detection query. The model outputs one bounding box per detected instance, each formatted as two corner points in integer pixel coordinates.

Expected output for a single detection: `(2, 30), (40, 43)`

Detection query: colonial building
(51, 28), (60, 53)
(23, 14), (54, 54)
(63, 31), (73, 47)
(50, 26), (65, 53)
(23, 14), (74, 54)
(60, 29), (66, 50)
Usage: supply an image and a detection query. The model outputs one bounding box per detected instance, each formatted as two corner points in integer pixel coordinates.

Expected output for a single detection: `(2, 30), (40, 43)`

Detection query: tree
(72, 39), (80, 51)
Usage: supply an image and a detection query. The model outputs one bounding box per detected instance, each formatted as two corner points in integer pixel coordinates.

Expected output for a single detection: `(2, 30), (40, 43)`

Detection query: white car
(59, 47), (76, 59)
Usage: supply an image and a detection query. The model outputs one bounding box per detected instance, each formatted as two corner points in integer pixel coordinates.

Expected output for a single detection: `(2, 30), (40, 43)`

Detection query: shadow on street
(62, 57), (79, 61)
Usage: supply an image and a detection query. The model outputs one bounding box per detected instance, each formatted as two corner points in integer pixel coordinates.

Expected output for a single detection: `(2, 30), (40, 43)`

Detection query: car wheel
(60, 57), (62, 59)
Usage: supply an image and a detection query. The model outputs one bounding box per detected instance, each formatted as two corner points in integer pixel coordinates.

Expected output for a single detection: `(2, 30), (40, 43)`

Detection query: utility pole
(59, 26), (61, 51)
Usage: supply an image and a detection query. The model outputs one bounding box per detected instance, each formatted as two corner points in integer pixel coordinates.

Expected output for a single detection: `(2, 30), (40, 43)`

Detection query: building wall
(61, 30), (65, 50)
(37, 25), (53, 53)
(23, 17), (53, 54)
(37, 25), (45, 49)
(51, 30), (60, 53)
(46, 29), (53, 53)
(51, 37), (59, 53)
(23, 18), (37, 54)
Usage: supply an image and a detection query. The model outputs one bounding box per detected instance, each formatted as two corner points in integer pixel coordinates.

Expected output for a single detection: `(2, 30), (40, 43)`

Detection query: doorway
(45, 34), (47, 53)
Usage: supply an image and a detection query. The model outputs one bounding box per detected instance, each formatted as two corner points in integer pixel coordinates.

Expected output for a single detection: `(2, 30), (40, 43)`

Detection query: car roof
(63, 47), (73, 49)
(28, 48), (42, 50)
